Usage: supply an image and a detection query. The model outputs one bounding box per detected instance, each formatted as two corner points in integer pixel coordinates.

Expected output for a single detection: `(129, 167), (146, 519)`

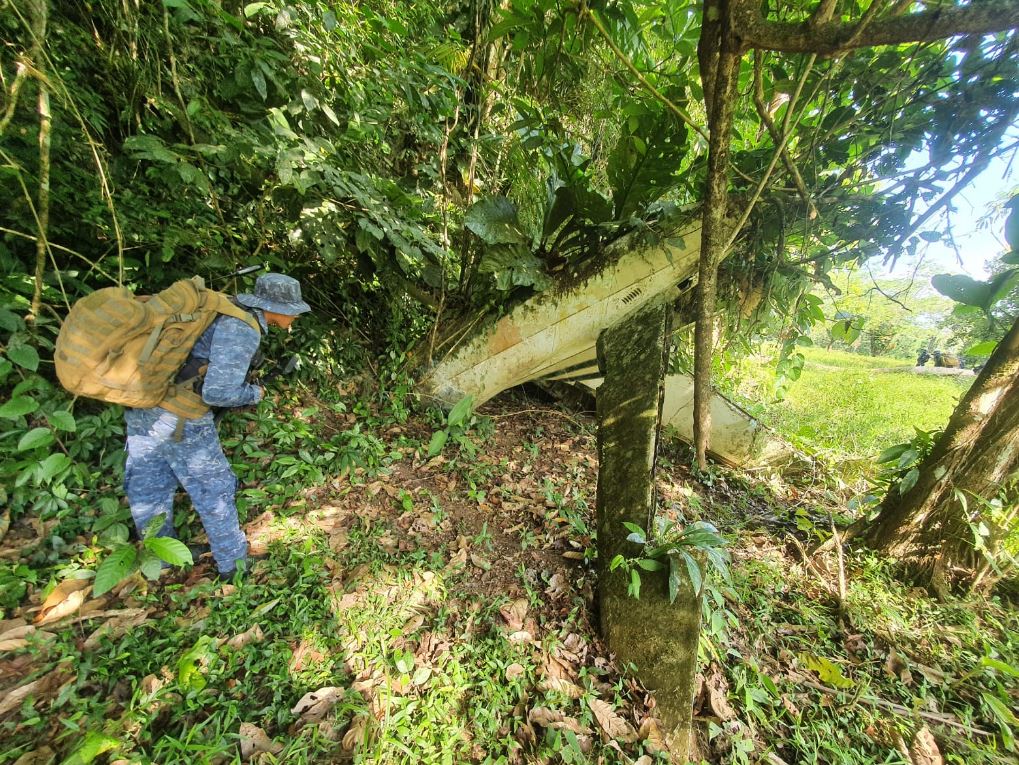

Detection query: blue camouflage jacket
(189, 308), (267, 408)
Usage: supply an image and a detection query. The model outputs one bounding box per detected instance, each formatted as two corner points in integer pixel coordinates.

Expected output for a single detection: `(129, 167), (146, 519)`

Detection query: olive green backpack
(55, 277), (260, 419)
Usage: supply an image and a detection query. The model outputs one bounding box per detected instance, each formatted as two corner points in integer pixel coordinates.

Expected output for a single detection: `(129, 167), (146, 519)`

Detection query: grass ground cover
(2, 376), (1015, 764)
(735, 346), (972, 461)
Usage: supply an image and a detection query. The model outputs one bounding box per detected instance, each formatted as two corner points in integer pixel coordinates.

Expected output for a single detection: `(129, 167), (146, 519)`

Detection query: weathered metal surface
(580, 374), (792, 467)
(419, 215), (792, 467)
(420, 220), (703, 406)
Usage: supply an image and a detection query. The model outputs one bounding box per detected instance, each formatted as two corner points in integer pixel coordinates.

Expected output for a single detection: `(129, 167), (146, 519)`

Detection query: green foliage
(873, 427), (940, 498)
(427, 395), (476, 458)
(733, 345), (969, 471)
(932, 270), (1019, 314)
(610, 518), (730, 603)
(607, 99), (689, 220)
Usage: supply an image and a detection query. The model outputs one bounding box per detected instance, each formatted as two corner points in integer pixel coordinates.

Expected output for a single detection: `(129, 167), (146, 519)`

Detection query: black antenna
(213, 264), (266, 283)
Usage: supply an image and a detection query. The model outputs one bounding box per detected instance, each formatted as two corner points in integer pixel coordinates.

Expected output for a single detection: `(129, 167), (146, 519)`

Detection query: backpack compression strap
(158, 293), (262, 423)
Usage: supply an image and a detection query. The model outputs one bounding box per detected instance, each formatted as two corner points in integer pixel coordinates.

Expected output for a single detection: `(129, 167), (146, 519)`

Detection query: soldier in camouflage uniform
(124, 273), (311, 578)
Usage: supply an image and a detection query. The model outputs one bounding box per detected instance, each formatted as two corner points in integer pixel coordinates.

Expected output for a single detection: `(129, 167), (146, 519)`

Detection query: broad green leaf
(427, 429), (448, 457)
(139, 550), (164, 580)
(898, 467), (920, 495)
(982, 691), (1018, 725)
(251, 67), (268, 100)
(142, 512), (169, 539)
(244, 2), (269, 18)
(17, 427), (54, 451)
(123, 134), (178, 164)
(896, 448), (919, 469)
(62, 731), (122, 765)
(178, 636), (216, 692)
(987, 268), (1019, 306)
(447, 395), (473, 428)
(144, 536), (193, 566)
(932, 273), (992, 308)
(622, 521), (646, 545)
(801, 654), (855, 689)
(477, 247), (549, 292)
(636, 558), (664, 571)
(668, 556), (681, 604)
(48, 410), (76, 432)
(6, 344), (39, 371)
(464, 197), (528, 246)
(931, 269), (1018, 311)
(1005, 196), (1019, 250)
(629, 568), (641, 599)
(0, 307), (21, 332)
(93, 545), (137, 597)
(980, 656), (1019, 677)
(37, 453), (71, 482)
(965, 340), (997, 356)
(99, 522), (130, 546)
(681, 550), (702, 596)
(608, 103), (688, 219)
(876, 444), (909, 464)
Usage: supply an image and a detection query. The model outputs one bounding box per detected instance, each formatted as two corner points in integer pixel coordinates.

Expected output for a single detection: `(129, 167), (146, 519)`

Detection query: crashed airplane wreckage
(418, 209), (792, 468)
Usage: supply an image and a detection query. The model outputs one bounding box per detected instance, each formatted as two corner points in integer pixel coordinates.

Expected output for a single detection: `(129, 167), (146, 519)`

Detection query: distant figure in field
(933, 350), (960, 368)
(916, 348), (931, 366)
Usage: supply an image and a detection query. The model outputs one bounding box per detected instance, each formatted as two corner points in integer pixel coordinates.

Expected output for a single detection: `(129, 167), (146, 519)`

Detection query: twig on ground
(787, 533), (838, 597)
(801, 679), (992, 737)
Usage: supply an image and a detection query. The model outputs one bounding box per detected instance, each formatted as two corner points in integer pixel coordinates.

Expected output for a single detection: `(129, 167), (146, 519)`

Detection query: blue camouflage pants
(124, 408), (248, 574)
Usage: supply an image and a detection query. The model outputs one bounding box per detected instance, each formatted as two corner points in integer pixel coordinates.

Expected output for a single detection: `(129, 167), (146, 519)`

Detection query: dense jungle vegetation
(1, 1), (1018, 763)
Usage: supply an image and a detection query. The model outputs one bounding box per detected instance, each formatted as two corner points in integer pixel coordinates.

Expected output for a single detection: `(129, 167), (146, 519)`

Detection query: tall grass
(736, 346), (972, 459)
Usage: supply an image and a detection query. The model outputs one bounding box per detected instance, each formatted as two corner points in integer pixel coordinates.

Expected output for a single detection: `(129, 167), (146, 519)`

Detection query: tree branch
(725, 54), (818, 252)
(883, 157), (990, 268)
(752, 51), (817, 219)
(587, 8), (708, 141)
(734, 0), (1019, 54)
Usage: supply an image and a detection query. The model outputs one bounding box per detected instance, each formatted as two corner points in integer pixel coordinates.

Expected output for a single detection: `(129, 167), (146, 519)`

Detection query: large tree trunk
(693, 3), (742, 471)
(863, 314), (1019, 593)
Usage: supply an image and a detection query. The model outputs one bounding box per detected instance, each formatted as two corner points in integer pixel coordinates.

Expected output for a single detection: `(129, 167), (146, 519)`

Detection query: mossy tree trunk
(596, 301), (702, 761)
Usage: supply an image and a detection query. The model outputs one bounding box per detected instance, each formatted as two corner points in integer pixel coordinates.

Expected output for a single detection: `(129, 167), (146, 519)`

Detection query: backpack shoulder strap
(205, 291), (262, 335)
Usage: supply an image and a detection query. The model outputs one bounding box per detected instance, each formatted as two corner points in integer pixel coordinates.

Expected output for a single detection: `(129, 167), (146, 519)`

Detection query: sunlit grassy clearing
(740, 347), (971, 458)
(797, 346), (913, 369)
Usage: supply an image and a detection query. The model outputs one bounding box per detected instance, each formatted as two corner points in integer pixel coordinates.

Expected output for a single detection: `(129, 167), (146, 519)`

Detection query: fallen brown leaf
(499, 598), (529, 631)
(289, 639), (326, 673)
(910, 725), (943, 765)
(638, 716), (668, 754)
(0, 624), (55, 652)
(538, 678), (584, 699)
(506, 663), (526, 681)
(11, 745), (54, 765)
(704, 663), (736, 721)
(239, 723), (283, 759)
(226, 624), (265, 650)
(342, 715), (368, 751)
(0, 663), (74, 716)
(589, 697), (637, 742)
(507, 630), (534, 645)
(528, 707), (593, 736)
(34, 579), (91, 625)
(291, 686), (344, 723)
(884, 648), (913, 686)
(83, 608), (150, 651)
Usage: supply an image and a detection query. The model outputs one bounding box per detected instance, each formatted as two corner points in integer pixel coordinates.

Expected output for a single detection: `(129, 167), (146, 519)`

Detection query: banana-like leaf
(608, 105), (689, 220)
